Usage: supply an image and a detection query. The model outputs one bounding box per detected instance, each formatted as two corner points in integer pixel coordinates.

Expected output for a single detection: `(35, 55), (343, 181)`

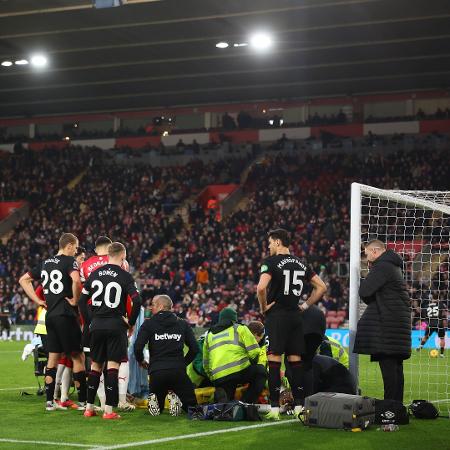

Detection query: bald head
(152, 295), (173, 313)
(364, 239), (386, 263)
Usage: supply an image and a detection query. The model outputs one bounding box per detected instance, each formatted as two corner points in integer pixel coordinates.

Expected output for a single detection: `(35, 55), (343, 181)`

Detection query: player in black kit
(257, 229), (327, 420)
(416, 291), (448, 357)
(79, 242), (142, 420)
(19, 233), (86, 411)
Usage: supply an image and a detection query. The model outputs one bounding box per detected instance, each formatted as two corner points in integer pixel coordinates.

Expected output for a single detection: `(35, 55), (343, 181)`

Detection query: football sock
(54, 364), (65, 400)
(118, 362), (129, 404)
(73, 370), (87, 403)
(440, 347), (445, 355)
(288, 360), (308, 406)
(87, 370), (101, 406)
(97, 374), (106, 410)
(45, 367), (57, 403)
(60, 367), (72, 403)
(106, 368), (119, 408)
(268, 361), (282, 407)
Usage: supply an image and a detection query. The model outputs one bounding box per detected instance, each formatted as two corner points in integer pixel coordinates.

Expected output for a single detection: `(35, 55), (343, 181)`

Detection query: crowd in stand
(1, 135), (449, 329)
(135, 143), (450, 329)
(0, 148), (249, 324)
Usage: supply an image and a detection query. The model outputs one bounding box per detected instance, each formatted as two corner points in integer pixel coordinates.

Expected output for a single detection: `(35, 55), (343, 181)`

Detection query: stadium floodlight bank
(349, 183), (450, 417)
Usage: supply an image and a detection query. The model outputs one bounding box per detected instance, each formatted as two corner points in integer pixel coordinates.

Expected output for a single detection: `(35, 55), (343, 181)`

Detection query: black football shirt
(81, 263), (140, 331)
(29, 254), (79, 317)
(261, 254), (315, 311)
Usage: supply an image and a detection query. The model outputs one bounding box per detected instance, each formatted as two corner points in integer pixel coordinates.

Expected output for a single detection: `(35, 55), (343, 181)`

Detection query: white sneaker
(439, 353), (445, 358)
(147, 393), (160, 416)
(46, 401), (67, 411)
(168, 392), (182, 417)
(118, 401), (136, 411)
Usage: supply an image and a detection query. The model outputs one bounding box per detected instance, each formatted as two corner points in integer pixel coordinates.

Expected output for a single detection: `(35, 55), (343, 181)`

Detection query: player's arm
(18, 272), (46, 307)
(300, 274), (327, 311)
(66, 269), (82, 306)
(126, 277), (142, 327)
(184, 322), (199, 366)
(134, 321), (151, 367)
(78, 281), (92, 326)
(257, 273), (273, 313)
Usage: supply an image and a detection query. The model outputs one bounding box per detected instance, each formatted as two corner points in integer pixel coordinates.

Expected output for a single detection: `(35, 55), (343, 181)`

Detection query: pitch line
(0, 386), (36, 391)
(0, 438), (102, 448)
(93, 419), (298, 450)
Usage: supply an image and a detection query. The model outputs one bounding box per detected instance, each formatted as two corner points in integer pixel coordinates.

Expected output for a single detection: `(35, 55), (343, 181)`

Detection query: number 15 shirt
(260, 254), (315, 311)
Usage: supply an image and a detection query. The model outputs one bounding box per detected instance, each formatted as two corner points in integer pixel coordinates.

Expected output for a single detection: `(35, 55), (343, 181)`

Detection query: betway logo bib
(154, 333), (182, 341)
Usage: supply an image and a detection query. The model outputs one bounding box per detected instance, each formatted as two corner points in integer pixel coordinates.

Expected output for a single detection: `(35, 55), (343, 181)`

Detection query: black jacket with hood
(134, 310), (198, 374)
(353, 249), (411, 359)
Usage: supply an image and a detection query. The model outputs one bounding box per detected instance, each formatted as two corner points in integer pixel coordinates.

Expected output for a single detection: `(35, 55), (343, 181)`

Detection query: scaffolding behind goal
(349, 183), (450, 417)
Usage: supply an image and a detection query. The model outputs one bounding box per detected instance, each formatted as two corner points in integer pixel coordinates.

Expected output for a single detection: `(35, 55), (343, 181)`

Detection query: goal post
(349, 182), (450, 416)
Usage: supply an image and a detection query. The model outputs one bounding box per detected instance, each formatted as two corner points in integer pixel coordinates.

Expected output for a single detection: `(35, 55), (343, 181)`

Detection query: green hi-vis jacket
(203, 324), (261, 381)
(320, 336), (349, 368)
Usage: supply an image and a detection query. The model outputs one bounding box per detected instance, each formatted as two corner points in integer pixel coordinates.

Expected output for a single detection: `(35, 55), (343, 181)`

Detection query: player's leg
(44, 316), (66, 411)
(118, 360), (135, 411)
(45, 352), (65, 410)
(84, 330), (106, 417)
(285, 312), (307, 416)
(265, 312), (285, 419)
(61, 316), (86, 409)
(102, 330), (128, 419)
(60, 360), (73, 404)
(417, 326), (431, 350)
(53, 358), (66, 401)
(438, 326), (446, 357)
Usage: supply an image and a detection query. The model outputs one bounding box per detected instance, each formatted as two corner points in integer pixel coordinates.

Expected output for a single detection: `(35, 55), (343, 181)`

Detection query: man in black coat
(134, 295), (198, 416)
(353, 240), (411, 403)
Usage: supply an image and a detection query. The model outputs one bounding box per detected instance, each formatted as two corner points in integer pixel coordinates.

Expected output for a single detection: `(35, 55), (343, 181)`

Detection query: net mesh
(357, 187), (450, 416)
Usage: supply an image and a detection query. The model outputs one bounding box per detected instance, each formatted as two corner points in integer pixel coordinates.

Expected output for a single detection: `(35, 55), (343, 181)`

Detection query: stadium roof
(0, 0), (449, 118)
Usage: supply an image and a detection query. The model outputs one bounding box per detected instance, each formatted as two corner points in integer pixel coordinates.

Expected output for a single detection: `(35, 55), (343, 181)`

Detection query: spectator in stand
(222, 113), (236, 130)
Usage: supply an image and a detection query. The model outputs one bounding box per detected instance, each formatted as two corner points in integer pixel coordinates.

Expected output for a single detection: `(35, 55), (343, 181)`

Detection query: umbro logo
(383, 411), (395, 419)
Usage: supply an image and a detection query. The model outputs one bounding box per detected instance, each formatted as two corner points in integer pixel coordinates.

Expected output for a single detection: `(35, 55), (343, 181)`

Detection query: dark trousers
(214, 364), (267, 404)
(149, 368), (197, 411)
(378, 357), (404, 402)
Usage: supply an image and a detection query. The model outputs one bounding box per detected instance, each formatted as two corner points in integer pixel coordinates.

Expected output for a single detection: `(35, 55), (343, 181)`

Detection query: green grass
(0, 341), (448, 450)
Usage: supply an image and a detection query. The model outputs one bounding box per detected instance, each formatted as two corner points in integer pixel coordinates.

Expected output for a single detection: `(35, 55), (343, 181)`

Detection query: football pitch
(0, 341), (448, 450)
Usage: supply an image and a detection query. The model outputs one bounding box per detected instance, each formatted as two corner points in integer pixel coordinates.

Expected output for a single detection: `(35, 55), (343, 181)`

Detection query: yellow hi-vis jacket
(34, 307), (47, 335)
(203, 324), (261, 381)
(323, 336), (349, 368)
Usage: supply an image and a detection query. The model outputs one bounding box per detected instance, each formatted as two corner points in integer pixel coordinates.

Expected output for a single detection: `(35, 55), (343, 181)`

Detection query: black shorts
(90, 329), (128, 364)
(425, 324), (446, 339)
(265, 309), (305, 356)
(45, 315), (82, 355)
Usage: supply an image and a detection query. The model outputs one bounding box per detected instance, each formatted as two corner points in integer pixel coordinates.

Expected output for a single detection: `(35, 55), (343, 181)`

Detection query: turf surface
(0, 341), (448, 449)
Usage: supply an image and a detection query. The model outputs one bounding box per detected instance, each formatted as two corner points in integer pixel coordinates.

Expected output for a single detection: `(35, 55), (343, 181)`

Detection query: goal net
(349, 183), (450, 417)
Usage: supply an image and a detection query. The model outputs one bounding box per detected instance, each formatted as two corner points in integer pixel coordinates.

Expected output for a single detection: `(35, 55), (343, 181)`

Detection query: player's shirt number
(283, 270), (305, 297)
(91, 280), (122, 308)
(41, 270), (64, 295)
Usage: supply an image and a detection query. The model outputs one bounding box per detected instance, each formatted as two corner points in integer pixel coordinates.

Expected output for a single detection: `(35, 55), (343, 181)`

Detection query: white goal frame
(349, 182), (450, 385)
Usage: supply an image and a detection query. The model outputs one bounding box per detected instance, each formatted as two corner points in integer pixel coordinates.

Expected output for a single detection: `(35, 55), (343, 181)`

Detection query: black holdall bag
(409, 400), (439, 419)
(375, 399), (409, 425)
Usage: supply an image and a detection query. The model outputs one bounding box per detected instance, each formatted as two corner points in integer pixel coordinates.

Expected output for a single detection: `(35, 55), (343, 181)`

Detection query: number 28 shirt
(29, 255), (79, 318)
(260, 254), (315, 311)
